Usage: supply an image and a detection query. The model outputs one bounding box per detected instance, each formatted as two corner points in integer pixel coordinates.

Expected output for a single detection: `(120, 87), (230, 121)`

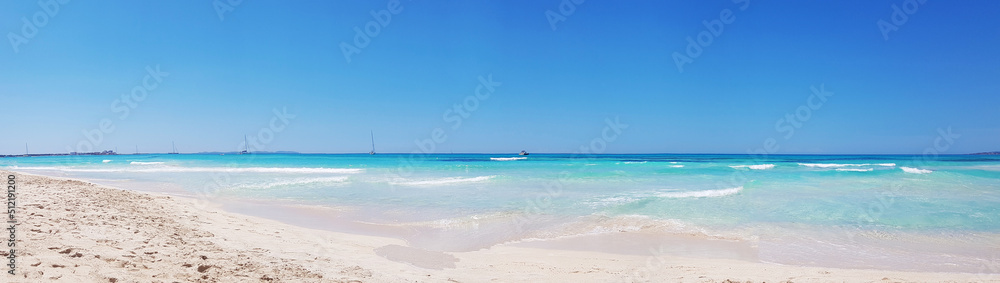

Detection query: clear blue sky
(1, 0), (998, 154)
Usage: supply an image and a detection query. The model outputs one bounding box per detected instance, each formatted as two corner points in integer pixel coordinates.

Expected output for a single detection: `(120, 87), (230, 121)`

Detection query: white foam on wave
(370, 211), (523, 230)
(670, 165), (684, 168)
(657, 186), (743, 198)
(799, 163), (896, 168)
(587, 196), (641, 208)
(798, 163), (854, 168)
(130, 161), (165, 165)
(392, 175), (496, 186)
(969, 165), (1000, 171)
(623, 161), (647, 164)
(230, 176), (350, 190)
(10, 166), (364, 174)
(900, 167), (932, 174)
(836, 168), (873, 172)
(730, 164), (775, 170)
(102, 160), (112, 163)
(490, 157), (527, 161)
(588, 187), (743, 208)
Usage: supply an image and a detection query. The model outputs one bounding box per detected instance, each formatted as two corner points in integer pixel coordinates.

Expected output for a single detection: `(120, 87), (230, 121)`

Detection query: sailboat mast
(244, 135), (249, 153)
(370, 131), (375, 152)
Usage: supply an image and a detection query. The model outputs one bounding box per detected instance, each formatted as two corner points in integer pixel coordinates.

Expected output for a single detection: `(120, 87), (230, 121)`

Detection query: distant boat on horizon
(369, 131), (376, 155)
(239, 135), (249, 154)
(169, 142), (179, 154)
(519, 150), (529, 156)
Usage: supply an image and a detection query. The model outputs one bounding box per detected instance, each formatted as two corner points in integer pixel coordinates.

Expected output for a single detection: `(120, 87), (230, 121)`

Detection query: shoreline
(4, 169), (998, 282)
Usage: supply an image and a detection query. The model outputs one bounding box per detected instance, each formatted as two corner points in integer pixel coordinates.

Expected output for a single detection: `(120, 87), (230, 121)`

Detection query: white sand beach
(4, 170), (996, 282)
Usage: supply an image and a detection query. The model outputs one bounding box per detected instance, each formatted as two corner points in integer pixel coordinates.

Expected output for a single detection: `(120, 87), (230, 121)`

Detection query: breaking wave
(730, 164), (775, 170)
(657, 186), (743, 198)
(799, 163), (895, 168)
(901, 167), (932, 174)
(490, 157), (527, 161)
(9, 166), (364, 174)
(391, 175), (496, 186)
(836, 168), (874, 172)
(229, 176), (351, 190)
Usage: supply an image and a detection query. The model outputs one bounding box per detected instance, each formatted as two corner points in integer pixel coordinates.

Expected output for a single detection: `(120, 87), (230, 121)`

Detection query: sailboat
(369, 131), (376, 155)
(239, 135), (249, 154)
(134, 145), (140, 155)
(168, 142), (179, 154)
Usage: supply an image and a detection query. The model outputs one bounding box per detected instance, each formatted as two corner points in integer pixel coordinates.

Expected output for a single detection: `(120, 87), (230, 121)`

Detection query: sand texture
(4, 170), (997, 282)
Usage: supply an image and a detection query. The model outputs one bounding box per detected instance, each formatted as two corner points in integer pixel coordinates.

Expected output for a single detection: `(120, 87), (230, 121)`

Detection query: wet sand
(4, 170), (997, 282)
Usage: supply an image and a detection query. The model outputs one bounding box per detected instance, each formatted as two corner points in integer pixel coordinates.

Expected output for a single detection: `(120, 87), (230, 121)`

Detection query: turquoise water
(4, 153), (1000, 272)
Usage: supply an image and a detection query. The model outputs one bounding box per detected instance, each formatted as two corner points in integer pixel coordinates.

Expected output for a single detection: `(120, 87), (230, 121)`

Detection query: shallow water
(5, 153), (1000, 272)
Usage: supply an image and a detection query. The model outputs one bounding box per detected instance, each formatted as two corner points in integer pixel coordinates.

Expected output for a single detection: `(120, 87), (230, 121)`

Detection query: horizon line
(3, 151), (998, 157)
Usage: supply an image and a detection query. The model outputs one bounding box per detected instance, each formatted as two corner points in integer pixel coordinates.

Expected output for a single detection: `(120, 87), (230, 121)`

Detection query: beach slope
(3, 170), (995, 282)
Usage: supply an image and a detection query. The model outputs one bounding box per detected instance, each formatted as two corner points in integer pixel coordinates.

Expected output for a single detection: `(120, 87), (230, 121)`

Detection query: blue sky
(1, 0), (998, 154)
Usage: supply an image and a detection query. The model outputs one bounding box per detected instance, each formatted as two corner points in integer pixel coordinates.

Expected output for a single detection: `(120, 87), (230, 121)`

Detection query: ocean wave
(102, 160), (112, 163)
(490, 157), (527, 161)
(357, 210), (525, 230)
(391, 175), (496, 186)
(657, 186), (743, 198)
(9, 166), (364, 174)
(799, 163), (896, 168)
(358, 213), (748, 247)
(623, 161), (647, 164)
(968, 165), (1000, 171)
(900, 167), (932, 174)
(729, 164), (775, 170)
(836, 168), (873, 172)
(512, 215), (750, 243)
(670, 165), (684, 168)
(130, 161), (165, 165)
(230, 176), (350, 190)
(588, 196), (642, 208)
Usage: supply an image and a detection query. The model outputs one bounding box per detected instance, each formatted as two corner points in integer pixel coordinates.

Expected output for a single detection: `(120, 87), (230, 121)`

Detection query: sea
(4, 153), (1000, 273)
